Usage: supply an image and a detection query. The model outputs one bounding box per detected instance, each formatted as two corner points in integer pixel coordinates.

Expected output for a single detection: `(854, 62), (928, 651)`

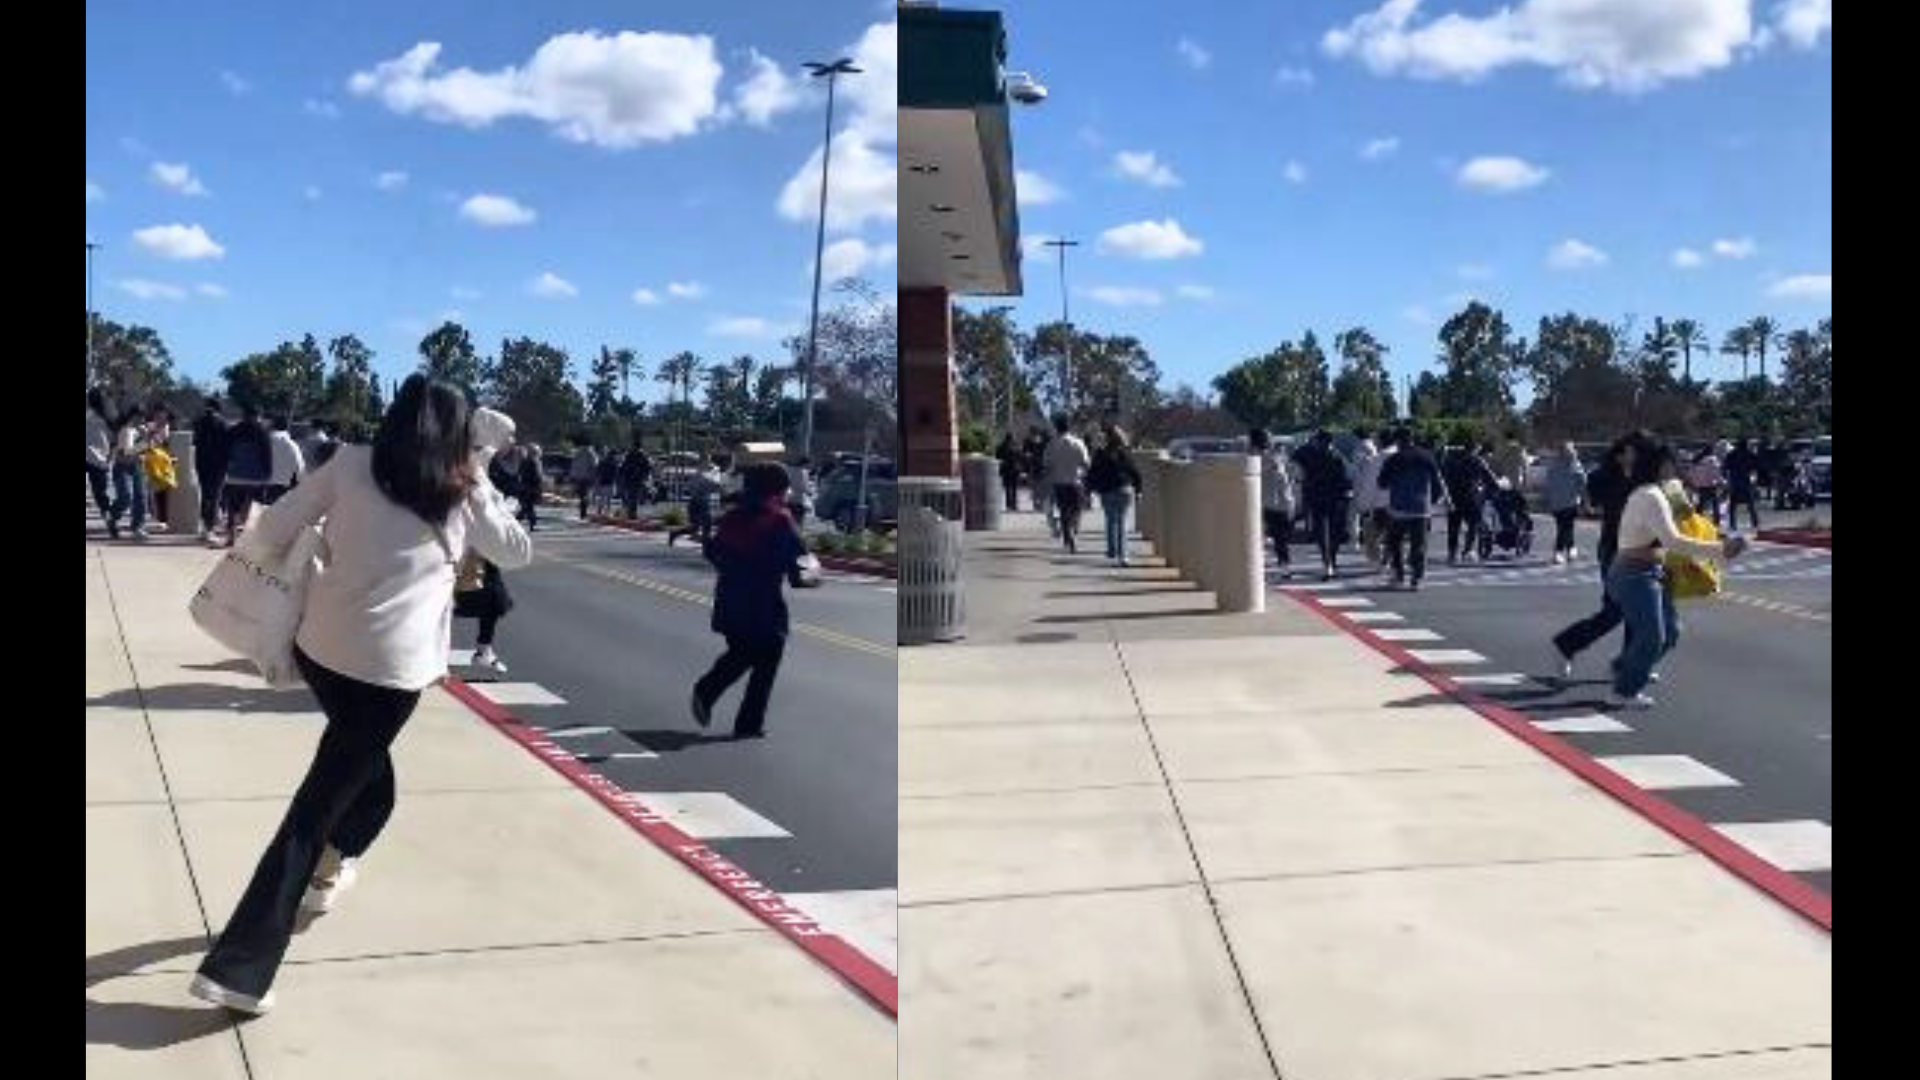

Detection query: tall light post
(798, 57), (861, 463)
(85, 240), (99, 388)
(1039, 237), (1078, 418)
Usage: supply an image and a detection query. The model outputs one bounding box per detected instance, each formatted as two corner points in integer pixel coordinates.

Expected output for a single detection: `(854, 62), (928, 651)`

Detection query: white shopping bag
(188, 527), (326, 688)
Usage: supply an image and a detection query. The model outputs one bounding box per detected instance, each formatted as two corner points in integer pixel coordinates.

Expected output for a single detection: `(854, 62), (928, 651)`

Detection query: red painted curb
(439, 677), (899, 1016)
(588, 514), (898, 580)
(1280, 588), (1832, 933)
(1755, 529), (1832, 550)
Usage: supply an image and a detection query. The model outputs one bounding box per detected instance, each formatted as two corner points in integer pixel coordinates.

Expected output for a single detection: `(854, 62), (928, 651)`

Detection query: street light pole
(86, 240), (99, 389)
(798, 57), (861, 464)
(1040, 238), (1078, 418)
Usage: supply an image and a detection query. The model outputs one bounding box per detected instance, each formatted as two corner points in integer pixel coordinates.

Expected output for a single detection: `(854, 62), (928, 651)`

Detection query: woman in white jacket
(191, 376), (531, 1016)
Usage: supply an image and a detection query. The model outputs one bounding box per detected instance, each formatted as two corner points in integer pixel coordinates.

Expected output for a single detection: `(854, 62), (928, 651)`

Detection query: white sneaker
(1608, 692), (1657, 710)
(473, 646), (508, 675)
(1552, 552), (1566, 565)
(1569, 547), (1581, 560)
(300, 854), (358, 914)
(189, 974), (276, 1016)
(1553, 650), (1573, 679)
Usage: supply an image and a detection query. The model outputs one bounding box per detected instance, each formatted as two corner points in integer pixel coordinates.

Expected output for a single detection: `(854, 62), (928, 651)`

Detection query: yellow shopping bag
(143, 446), (178, 491)
(1662, 483), (1721, 600)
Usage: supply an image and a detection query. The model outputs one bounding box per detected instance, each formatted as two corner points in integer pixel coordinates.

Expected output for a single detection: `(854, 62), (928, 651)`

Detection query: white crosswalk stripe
(1596, 754), (1740, 790)
(784, 889), (898, 974)
(625, 791), (793, 839)
(1710, 820), (1831, 873)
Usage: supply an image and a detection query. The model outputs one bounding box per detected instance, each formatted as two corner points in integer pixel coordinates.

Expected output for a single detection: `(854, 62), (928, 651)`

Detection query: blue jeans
(1604, 561), (1679, 696)
(110, 459), (146, 532)
(1100, 489), (1133, 561)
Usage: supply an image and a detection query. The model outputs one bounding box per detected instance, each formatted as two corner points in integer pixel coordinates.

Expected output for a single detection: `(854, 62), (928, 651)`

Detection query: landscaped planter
(1756, 527), (1832, 550)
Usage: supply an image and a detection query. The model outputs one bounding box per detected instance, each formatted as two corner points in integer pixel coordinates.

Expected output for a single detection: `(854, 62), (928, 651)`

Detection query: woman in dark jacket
(995, 433), (1023, 512)
(690, 464), (819, 739)
(1086, 424), (1144, 566)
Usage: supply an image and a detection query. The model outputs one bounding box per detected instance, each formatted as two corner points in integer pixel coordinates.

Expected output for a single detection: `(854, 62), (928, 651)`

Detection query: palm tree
(612, 348), (639, 408)
(1721, 325), (1754, 381)
(1671, 318), (1708, 383)
(1746, 315), (1780, 381)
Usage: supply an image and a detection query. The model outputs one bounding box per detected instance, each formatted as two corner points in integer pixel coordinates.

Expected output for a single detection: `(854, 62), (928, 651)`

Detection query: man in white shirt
(263, 416), (306, 506)
(1043, 414), (1092, 553)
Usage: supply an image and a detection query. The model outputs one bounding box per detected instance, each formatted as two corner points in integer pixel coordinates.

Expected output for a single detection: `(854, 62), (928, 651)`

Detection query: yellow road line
(539, 552), (895, 658)
(1715, 590), (1830, 624)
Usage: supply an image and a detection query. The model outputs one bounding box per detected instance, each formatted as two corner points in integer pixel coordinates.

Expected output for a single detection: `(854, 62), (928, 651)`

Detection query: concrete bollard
(1191, 454), (1264, 613)
(168, 431), (201, 535)
(1161, 459), (1191, 581)
(1137, 452), (1169, 549)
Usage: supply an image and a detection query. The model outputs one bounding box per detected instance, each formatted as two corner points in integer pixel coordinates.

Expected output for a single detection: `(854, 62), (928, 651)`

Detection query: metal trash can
(959, 453), (1003, 531)
(897, 476), (966, 645)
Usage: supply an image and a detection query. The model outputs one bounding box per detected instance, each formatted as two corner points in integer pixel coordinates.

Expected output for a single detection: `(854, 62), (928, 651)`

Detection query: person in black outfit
(1723, 437), (1761, 531)
(995, 433), (1023, 512)
(690, 464), (818, 739)
(1086, 424), (1144, 565)
(513, 444), (543, 530)
(1549, 433), (1641, 677)
(1442, 444), (1499, 563)
(620, 442), (653, 519)
(1291, 430), (1355, 580)
(1376, 428), (1449, 590)
(191, 396), (232, 536)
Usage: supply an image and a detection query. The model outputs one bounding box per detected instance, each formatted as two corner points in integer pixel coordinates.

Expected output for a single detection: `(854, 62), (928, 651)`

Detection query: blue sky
(85, 0), (897, 399)
(986, 0), (1832, 398)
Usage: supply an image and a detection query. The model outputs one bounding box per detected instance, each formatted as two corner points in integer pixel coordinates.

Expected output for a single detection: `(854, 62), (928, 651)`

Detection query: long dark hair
(372, 375), (474, 525)
(1623, 432), (1672, 490)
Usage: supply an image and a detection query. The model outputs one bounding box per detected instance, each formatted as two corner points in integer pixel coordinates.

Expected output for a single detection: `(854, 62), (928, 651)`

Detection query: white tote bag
(188, 527), (326, 688)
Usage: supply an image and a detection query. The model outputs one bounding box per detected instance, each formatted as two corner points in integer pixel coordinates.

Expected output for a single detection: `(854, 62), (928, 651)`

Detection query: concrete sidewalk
(899, 512), (1830, 1080)
(86, 537), (893, 1078)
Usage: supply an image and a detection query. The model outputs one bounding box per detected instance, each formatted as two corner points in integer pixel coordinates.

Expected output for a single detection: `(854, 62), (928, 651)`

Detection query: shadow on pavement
(1036, 607), (1217, 624)
(86, 684), (318, 715)
(87, 936), (241, 1050)
(618, 729), (748, 754)
(1044, 585), (1200, 599)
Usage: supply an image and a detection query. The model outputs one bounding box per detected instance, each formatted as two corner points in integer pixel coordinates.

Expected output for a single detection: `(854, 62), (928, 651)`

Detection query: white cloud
(1768, 273), (1831, 300)
(150, 161), (209, 197)
(731, 49), (805, 126)
(86, 180), (104, 203)
(451, 286), (482, 300)
(1402, 304), (1435, 326)
(1546, 238), (1608, 270)
(631, 288), (662, 306)
(1084, 286), (1164, 308)
(668, 281), (707, 299)
(778, 20), (896, 235)
(709, 316), (784, 340)
(131, 223), (225, 260)
(821, 237), (897, 281)
(1113, 150), (1182, 188)
(220, 70), (251, 95)
(303, 98), (341, 118)
(1456, 155), (1550, 192)
(529, 271), (578, 298)
(376, 170), (409, 191)
(1711, 236), (1758, 259)
(1360, 136), (1401, 161)
(1016, 169), (1066, 206)
(349, 33), (725, 148)
(303, 185), (324, 201)
(1098, 219), (1204, 260)
(1672, 248), (1706, 268)
(1176, 284), (1216, 301)
(459, 193), (537, 227)
(1282, 160), (1309, 185)
(1323, 0), (1755, 93)
(1773, 0), (1831, 48)
(117, 279), (187, 301)
(195, 282), (229, 299)
(1176, 37), (1212, 71)
(1456, 262), (1494, 279)
(1274, 65), (1316, 88)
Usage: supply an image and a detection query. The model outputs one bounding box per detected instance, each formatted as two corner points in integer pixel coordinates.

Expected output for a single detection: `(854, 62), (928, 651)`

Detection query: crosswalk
(1268, 544), (1832, 590)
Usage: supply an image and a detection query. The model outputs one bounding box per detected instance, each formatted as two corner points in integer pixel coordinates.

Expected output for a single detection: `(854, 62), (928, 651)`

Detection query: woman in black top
(1086, 424), (1144, 566)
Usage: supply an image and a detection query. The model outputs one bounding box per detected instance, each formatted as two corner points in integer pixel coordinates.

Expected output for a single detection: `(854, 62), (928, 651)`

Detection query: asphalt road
(450, 514), (897, 898)
(1273, 512), (1832, 896)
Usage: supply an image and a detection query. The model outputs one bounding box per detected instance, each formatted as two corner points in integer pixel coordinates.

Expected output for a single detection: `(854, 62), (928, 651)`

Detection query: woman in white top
(1604, 437), (1745, 709)
(192, 376), (531, 1016)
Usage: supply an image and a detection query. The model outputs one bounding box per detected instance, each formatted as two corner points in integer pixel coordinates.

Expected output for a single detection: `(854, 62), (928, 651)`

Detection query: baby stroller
(1478, 481), (1535, 560)
(1774, 458), (1816, 511)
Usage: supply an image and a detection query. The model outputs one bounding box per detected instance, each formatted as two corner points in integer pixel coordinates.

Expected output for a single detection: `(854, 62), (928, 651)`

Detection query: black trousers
(695, 634), (786, 736)
(1447, 500), (1483, 560)
(1386, 515), (1430, 582)
(86, 462), (112, 520)
(1309, 498), (1349, 568)
(577, 481), (593, 519)
(223, 483), (262, 542)
(1262, 509), (1293, 568)
(1727, 489), (1761, 530)
(1553, 509), (1577, 554)
(1001, 474), (1020, 511)
(1552, 553), (1632, 661)
(198, 648), (421, 997)
(1054, 484), (1084, 552)
(197, 470), (225, 532)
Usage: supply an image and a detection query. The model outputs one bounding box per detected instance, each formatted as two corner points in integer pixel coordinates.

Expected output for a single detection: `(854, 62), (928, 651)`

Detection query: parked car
(1166, 435), (1247, 460)
(817, 457), (897, 532)
(1809, 436), (1831, 497)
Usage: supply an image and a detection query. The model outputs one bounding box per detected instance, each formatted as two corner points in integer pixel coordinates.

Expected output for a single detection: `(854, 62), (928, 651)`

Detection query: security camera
(1006, 71), (1048, 105)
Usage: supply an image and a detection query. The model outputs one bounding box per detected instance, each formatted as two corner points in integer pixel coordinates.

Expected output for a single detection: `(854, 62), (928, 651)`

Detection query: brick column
(899, 286), (958, 478)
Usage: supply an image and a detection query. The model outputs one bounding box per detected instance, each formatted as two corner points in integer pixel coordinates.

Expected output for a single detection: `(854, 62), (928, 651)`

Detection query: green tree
(486, 336), (584, 444)
(953, 305), (1025, 435)
(418, 321), (484, 397)
(1212, 332), (1331, 432)
(587, 347), (621, 418)
(1720, 325), (1755, 381)
(1779, 321), (1831, 433)
(1670, 318), (1709, 383)
(87, 317), (177, 403)
(222, 334), (325, 418)
(1746, 315), (1781, 381)
(322, 333), (377, 429)
(1432, 302), (1520, 419)
(1329, 326), (1395, 424)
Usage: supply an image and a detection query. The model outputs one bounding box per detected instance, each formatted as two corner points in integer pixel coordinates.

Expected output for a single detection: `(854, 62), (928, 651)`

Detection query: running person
(1043, 414), (1091, 554)
(569, 442), (600, 520)
(1543, 441), (1587, 564)
(1250, 429), (1297, 580)
(262, 415), (306, 506)
(1442, 444), (1498, 564)
(86, 389), (116, 535)
(190, 377), (530, 1015)
(453, 551), (514, 675)
(1086, 423), (1143, 566)
(1291, 430), (1354, 581)
(1549, 434), (1638, 679)
(1376, 427), (1448, 590)
(220, 405), (273, 548)
(1723, 437), (1762, 531)
(192, 396), (231, 539)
